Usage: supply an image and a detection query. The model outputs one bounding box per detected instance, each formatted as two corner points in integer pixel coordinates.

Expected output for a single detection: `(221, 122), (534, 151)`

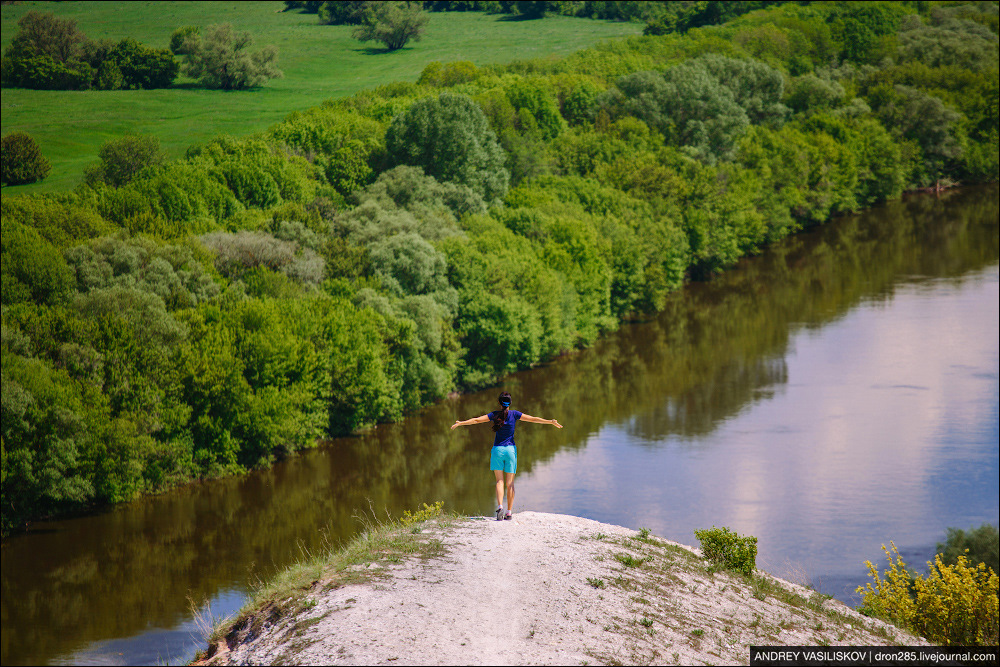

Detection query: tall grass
(1, 1), (641, 192)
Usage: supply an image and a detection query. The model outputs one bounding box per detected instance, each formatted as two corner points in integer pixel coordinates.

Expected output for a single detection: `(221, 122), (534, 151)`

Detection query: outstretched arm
(520, 414), (563, 428)
(451, 415), (491, 430)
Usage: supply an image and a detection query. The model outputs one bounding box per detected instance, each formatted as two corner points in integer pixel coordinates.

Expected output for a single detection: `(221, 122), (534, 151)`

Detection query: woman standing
(451, 391), (563, 520)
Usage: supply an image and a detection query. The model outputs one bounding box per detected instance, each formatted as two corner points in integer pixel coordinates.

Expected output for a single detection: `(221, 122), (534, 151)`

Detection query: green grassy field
(1, 1), (642, 193)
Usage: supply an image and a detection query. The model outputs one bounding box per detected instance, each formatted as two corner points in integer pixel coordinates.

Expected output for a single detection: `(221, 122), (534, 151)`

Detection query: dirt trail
(210, 512), (926, 666)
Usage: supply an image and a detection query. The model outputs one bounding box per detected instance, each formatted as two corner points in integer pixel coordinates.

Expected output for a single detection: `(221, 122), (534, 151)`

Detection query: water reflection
(1, 185), (997, 665)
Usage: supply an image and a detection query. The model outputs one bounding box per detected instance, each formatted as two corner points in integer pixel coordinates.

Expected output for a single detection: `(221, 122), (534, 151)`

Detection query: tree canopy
(385, 92), (510, 202)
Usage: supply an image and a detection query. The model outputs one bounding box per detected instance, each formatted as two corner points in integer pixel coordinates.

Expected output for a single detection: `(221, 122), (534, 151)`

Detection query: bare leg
(493, 470), (504, 508)
(504, 472), (516, 512)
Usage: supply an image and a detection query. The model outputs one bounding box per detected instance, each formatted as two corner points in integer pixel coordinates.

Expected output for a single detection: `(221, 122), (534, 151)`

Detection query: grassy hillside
(1, 0), (642, 193)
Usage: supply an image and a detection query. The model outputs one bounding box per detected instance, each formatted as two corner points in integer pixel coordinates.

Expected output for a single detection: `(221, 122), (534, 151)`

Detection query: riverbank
(195, 512), (927, 665)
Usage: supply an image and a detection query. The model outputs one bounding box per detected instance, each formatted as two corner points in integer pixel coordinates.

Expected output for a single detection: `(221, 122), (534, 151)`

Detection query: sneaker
(504, 511), (512, 520)
(495, 505), (503, 521)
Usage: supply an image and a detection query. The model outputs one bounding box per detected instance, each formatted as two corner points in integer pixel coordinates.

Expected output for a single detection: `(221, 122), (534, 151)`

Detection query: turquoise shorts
(490, 445), (517, 473)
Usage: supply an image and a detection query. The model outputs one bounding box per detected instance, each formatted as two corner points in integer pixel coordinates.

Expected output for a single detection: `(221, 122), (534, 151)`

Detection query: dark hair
(492, 391), (512, 432)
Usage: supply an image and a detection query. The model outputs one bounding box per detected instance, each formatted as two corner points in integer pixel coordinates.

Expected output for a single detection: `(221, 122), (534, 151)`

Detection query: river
(2, 184), (997, 666)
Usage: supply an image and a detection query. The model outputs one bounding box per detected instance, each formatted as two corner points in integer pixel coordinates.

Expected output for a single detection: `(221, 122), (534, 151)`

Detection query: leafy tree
(514, 1), (552, 19)
(504, 78), (567, 140)
(1, 352), (95, 534)
(367, 232), (451, 297)
(696, 54), (788, 127)
(609, 55), (786, 163)
(613, 68), (747, 163)
(937, 524), (999, 576)
(285, 0), (326, 12)
(318, 0), (374, 25)
(86, 134), (164, 188)
(169, 27), (200, 56)
(179, 23), (283, 90)
(456, 288), (543, 389)
(785, 74), (845, 115)
(385, 92), (509, 202)
(643, 1), (787, 36)
(832, 1), (908, 64)
(0, 193), (112, 245)
(874, 85), (963, 186)
(1, 132), (51, 186)
(267, 105), (385, 198)
(352, 1), (429, 51)
(320, 298), (405, 433)
(3, 10), (86, 64)
(896, 14), (999, 71)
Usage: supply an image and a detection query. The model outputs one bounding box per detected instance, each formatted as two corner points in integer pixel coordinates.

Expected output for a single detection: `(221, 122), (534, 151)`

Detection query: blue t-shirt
(488, 409), (522, 448)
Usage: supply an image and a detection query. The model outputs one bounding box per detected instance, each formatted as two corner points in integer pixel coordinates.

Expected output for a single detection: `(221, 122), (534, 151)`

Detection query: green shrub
(1, 132), (51, 186)
(1, 53), (93, 90)
(694, 525), (758, 576)
(2, 11), (176, 91)
(102, 38), (178, 89)
(418, 60), (479, 88)
(0, 193), (113, 245)
(169, 26), (200, 55)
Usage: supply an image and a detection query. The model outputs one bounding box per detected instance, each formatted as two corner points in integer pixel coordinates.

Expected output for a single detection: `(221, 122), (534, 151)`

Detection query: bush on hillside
(284, 1), (326, 13)
(318, 0), (374, 25)
(1, 132), (51, 186)
(78, 38), (178, 90)
(2, 11), (177, 90)
(169, 27), (200, 55)
(1, 53), (94, 90)
(2, 10), (86, 65)
(85, 135), (165, 188)
(351, 1), (429, 51)
(694, 525), (758, 576)
(179, 23), (283, 90)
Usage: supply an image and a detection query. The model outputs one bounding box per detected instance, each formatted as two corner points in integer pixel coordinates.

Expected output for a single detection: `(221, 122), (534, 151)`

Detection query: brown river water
(2, 184), (998, 665)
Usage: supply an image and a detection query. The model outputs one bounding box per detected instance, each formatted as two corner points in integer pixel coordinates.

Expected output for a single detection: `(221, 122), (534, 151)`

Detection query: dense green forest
(2, 0), (998, 535)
